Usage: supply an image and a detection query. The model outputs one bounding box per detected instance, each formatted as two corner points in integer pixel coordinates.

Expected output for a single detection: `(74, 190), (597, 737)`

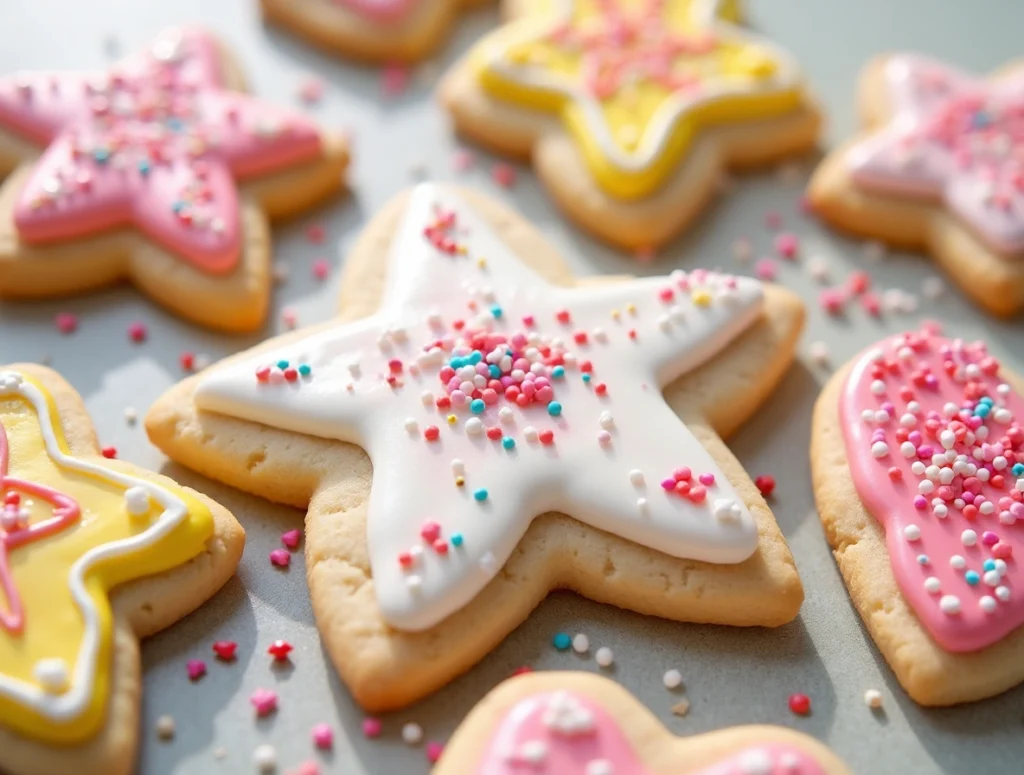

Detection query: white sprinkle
(871, 441), (889, 458)
(586, 759), (615, 775)
(598, 411), (614, 429)
(808, 341), (830, 365)
(961, 529), (977, 547)
(737, 749), (773, 775)
(628, 469), (644, 486)
(466, 418), (484, 435)
(498, 406), (514, 424)
(517, 740), (547, 763)
(401, 722), (423, 745)
(156, 715), (176, 741)
(864, 689), (883, 709)
(124, 487), (150, 517)
(406, 575), (423, 591)
(662, 669), (683, 689)
(903, 524), (921, 541)
(572, 633), (589, 653)
(950, 555), (966, 569)
(524, 426), (539, 442)
(124, 407), (138, 425)
(253, 744), (277, 771)
(637, 497), (648, 511)
(980, 596), (998, 614)
(595, 647), (614, 667)
(924, 577), (941, 594)
(995, 586), (1011, 602)
(34, 658), (69, 692)
(921, 276), (944, 299)
(808, 257), (830, 282)
(657, 315), (671, 331)
(939, 595), (961, 614)
(983, 570), (1001, 587)
(405, 418), (418, 433)
(480, 552), (497, 574)
(451, 459), (465, 475)
(870, 379), (887, 395)
(900, 441), (917, 458)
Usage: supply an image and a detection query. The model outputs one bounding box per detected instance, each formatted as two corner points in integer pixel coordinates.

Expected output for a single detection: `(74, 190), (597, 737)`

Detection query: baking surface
(1, 1), (1023, 773)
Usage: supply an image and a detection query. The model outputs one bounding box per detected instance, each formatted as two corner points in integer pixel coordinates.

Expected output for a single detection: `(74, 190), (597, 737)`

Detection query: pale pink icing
(476, 691), (826, 774)
(840, 329), (1023, 652)
(847, 53), (1024, 257)
(0, 420), (82, 634)
(0, 27), (323, 274)
(331, 0), (420, 24)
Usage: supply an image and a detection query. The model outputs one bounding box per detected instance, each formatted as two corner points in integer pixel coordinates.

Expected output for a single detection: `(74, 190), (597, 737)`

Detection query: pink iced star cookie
(261, 0), (487, 64)
(435, 672), (852, 775)
(0, 27), (348, 331)
(809, 54), (1024, 317)
(145, 183), (806, 712)
(813, 326), (1024, 705)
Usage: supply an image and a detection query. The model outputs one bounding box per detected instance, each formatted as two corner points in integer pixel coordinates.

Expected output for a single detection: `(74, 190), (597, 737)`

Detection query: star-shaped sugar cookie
(261, 0), (488, 64)
(440, 0), (821, 251)
(808, 54), (1024, 317)
(437, 672), (852, 775)
(146, 183), (804, 711)
(0, 27), (348, 332)
(0, 366), (244, 775)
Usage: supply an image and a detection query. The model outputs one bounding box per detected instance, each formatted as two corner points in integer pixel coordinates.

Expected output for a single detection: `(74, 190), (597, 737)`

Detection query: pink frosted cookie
(0, 27), (348, 332)
(435, 671), (852, 775)
(812, 327), (1024, 705)
(808, 54), (1024, 317)
(260, 0), (486, 64)
(145, 183), (805, 711)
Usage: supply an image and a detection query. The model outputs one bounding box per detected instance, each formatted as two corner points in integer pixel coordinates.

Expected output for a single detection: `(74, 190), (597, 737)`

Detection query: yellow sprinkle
(457, 245), (467, 255)
(508, 46), (531, 65)
(455, 476), (465, 487)
(447, 414), (458, 425)
(692, 289), (712, 307)
(610, 309), (621, 320)
(477, 257), (488, 269)
(735, 47), (777, 77)
(626, 303), (637, 315)
(617, 124), (640, 151)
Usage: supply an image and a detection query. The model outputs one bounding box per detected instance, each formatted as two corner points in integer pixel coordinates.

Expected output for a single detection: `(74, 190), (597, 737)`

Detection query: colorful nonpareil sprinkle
(267, 640), (294, 661)
(212, 640), (238, 660)
(186, 659), (207, 681)
(250, 687), (279, 716)
(362, 717), (383, 738)
(311, 723), (334, 749)
(55, 312), (78, 335)
(281, 528), (302, 549)
(788, 693), (811, 715)
(269, 548), (291, 568)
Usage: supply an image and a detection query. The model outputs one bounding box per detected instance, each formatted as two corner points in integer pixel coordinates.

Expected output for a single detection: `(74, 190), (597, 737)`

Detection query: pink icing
(0, 420), (82, 634)
(476, 691), (825, 774)
(840, 329), (1023, 652)
(0, 27), (323, 274)
(332, 0), (420, 24)
(549, 0), (718, 100)
(847, 54), (1024, 257)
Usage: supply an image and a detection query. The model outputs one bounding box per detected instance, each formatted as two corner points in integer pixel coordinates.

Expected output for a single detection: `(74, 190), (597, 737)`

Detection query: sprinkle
(312, 258), (330, 281)
(425, 741), (445, 764)
(671, 699), (691, 717)
(101, 447), (117, 460)
(903, 524), (921, 541)
(939, 595), (961, 615)
(775, 233), (799, 259)
(788, 693), (811, 715)
(362, 718), (383, 738)
(547, 401), (563, 416)
(492, 163), (517, 188)
(250, 688), (278, 716)
(732, 237), (753, 261)
(253, 744), (277, 772)
(553, 632), (572, 650)
(269, 548), (291, 568)
(146, 713), (175, 744)
(864, 689), (883, 709)
(281, 529), (301, 549)
(267, 640), (293, 661)
(595, 647), (614, 667)
(305, 224), (326, 244)
(754, 258), (777, 281)
(312, 723), (333, 749)
(297, 76), (324, 104)
(662, 669), (683, 689)
(186, 659), (207, 681)
(55, 312), (78, 334)
(473, 488), (489, 502)
(402, 722), (424, 745)
(808, 341), (830, 365)
(754, 475), (776, 497)
(572, 633), (589, 653)
(628, 469), (644, 486)
(212, 640), (237, 660)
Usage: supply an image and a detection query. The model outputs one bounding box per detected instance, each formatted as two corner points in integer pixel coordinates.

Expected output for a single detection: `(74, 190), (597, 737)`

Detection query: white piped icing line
(194, 183), (764, 631)
(0, 371), (192, 722)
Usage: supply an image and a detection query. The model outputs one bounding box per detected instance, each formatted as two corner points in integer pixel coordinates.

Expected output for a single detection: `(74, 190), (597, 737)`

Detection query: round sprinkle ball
(553, 632), (572, 651)
(595, 647), (614, 668)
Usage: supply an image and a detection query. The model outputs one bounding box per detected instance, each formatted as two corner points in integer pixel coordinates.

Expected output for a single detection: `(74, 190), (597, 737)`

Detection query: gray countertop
(2, 1), (1023, 773)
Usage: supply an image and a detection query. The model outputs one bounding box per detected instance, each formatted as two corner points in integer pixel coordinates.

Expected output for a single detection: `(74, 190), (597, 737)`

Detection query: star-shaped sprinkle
(194, 184), (766, 632)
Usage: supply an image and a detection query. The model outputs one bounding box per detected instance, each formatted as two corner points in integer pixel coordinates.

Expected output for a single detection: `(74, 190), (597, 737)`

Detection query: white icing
(195, 184), (762, 631)
(478, 0), (803, 175)
(0, 372), (193, 722)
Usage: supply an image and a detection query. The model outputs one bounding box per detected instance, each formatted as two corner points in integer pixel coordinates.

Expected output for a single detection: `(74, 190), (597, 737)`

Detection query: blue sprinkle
(473, 488), (488, 502)
(470, 399), (485, 414)
(582, 373), (591, 383)
(171, 201), (186, 213)
(552, 366), (565, 379)
(137, 159), (151, 176)
(502, 436), (516, 450)
(450, 533), (464, 548)
(450, 357), (465, 370)
(166, 117), (184, 133)
(490, 305), (503, 319)
(1012, 463), (1024, 476)
(468, 351), (483, 365)
(916, 554), (930, 565)
(974, 403), (991, 418)
(547, 401), (562, 417)
(488, 364), (501, 378)
(980, 396), (994, 406)
(276, 360), (290, 370)
(552, 632), (572, 651)
(965, 570), (980, 586)
(983, 559), (997, 572)
(93, 148), (110, 164)
(972, 111), (992, 128)
(298, 364), (311, 376)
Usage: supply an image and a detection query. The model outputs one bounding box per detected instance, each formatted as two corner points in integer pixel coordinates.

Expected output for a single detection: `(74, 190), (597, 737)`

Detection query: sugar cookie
(0, 27), (349, 332)
(0, 365), (245, 775)
(808, 54), (1024, 317)
(436, 671), (852, 774)
(261, 0), (486, 64)
(811, 327), (1024, 705)
(439, 0), (821, 251)
(146, 183), (804, 711)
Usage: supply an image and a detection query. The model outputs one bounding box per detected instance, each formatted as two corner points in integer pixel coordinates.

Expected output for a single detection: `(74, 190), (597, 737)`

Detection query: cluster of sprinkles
(855, 330), (1021, 619)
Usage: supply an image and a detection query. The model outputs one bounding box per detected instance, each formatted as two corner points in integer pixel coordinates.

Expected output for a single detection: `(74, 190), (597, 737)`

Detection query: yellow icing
(0, 376), (213, 744)
(474, 0), (804, 199)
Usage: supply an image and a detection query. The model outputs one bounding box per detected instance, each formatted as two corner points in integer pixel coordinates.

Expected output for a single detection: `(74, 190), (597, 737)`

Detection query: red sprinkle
(281, 529), (301, 549)
(127, 322), (147, 343)
(754, 475), (776, 497)
(212, 640), (238, 661)
(512, 666), (533, 676)
(101, 446), (117, 459)
(55, 312), (78, 334)
(492, 163), (516, 188)
(267, 640), (294, 661)
(788, 693), (811, 715)
(538, 429), (554, 445)
(486, 426), (503, 441)
(180, 352), (196, 372)
(270, 548), (291, 568)
(424, 425), (440, 442)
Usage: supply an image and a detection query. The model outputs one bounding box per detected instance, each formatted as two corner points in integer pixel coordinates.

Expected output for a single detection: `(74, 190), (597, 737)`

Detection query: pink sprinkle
(775, 233), (799, 259)
(362, 717), (382, 738)
(287, 762), (320, 775)
(452, 148), (476, 171)
(381, 63), (410, 96)
(305, 224), (326, 244)
(270, 548), (291, 568)
(127, 321), (147, 343)
(819, 288), (846, 315)
(698, 472), (716, 486)
(55, 312), (78, 334)
(993, 541), (1013, 560)
(754, 258), (778, 281)
(282, 307), (299, 330)
(425, 741), (445, 763)
(981, 531), (999, 546)
(186, 659), (207, 681)
(250, 688), (278, 716)
(281, 529), (301, 549)
(311, 723), (334, 749)
(312, 259), (329, 281)
(492, 163), (516, 188)
(298, 76), (324, 104)
(660, 477), (676, 491)
(860, 292), (881, 317)
(913, 495), (928, 509)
